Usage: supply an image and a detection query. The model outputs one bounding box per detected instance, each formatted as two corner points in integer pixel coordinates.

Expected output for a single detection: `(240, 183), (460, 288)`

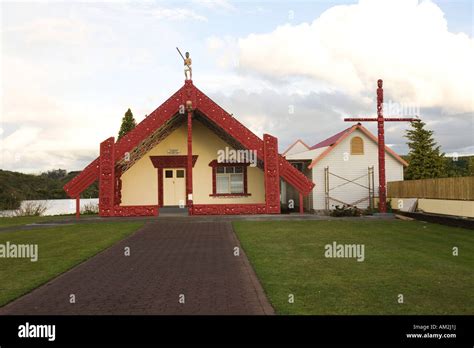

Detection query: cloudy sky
(1, 0), (473, 173)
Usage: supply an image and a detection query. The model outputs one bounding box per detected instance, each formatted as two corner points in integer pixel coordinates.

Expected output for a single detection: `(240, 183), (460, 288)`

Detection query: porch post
(263, 134), (281, 214)
(75, 196), (80, 219)
(99, 137), (115, 217)
(299, 192), (304, 214)
(186, 109), (193, 213)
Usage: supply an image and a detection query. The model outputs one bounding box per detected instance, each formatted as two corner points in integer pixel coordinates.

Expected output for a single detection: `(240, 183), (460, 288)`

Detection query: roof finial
(177, 47), (192, 81)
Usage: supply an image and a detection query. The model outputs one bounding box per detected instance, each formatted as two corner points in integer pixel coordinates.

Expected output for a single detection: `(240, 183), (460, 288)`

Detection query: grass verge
(0, 221), (143, 306)
(233, 220), (474, 315)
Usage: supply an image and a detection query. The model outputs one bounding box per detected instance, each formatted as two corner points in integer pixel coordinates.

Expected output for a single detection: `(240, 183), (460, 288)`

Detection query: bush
(81, 202), (99, 215)
(362, 206), (374, 215)
(14, 201), (48, 217)
(330, 205), (362, 217)
(0, 192), (22, 210)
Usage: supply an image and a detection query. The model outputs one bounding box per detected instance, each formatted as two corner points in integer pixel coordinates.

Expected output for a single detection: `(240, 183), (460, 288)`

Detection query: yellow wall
(389, 197), (474, 218)
(120, 119), (266, 206)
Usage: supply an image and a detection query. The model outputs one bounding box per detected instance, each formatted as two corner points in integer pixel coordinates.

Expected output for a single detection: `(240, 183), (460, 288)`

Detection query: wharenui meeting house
(64, 80), (315, 217)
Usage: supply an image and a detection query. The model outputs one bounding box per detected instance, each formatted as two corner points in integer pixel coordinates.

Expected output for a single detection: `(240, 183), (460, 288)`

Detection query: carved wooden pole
(263, 134), (281, 214)
(186, 101), (193, 213)
(344, 79), (419, 214)
(376, 79), (387, 213)
(99, 137), (115, 217)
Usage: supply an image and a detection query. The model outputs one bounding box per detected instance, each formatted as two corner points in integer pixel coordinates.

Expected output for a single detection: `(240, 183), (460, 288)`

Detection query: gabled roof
(282, 139), (310, 156)
(309, 126), (353, 149)
(64, 80), (315, 198)
(308, 123), (408, 169)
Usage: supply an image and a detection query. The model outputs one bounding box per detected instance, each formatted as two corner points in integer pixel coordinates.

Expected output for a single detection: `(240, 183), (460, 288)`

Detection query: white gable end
(310, 129), (404, 210)
(283, 140), (309, 157)
(286, 147), (328, 161)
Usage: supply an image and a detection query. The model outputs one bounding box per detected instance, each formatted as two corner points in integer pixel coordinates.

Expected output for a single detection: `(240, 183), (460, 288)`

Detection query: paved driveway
(0, 221), (273, 315)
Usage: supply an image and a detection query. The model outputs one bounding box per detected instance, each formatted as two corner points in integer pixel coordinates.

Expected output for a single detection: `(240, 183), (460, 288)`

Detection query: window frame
(208, 160), (251, 197)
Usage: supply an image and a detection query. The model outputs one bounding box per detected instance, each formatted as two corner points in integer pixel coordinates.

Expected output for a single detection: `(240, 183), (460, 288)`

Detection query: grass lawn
(0, 221), (143, 307)
(0, 215), (81, 228)
(233, 220), (474, 315)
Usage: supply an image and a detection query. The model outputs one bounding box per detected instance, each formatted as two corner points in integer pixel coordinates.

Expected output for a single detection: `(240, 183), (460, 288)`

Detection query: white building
(282, 123), (407, 211)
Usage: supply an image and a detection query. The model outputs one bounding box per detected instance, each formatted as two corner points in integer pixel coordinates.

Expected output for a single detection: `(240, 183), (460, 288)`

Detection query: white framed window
(216, 166), (244, 194)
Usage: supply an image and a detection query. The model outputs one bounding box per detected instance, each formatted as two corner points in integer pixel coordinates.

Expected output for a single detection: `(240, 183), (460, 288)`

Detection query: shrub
(330, 205), (362, 217)
(81, 202), (99, 215)
(14, 201), (48, 217)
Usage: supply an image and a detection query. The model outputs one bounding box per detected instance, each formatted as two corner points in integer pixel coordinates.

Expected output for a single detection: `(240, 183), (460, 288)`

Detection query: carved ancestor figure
(184, 52), (192, 80)
(176, 47), (192, 80)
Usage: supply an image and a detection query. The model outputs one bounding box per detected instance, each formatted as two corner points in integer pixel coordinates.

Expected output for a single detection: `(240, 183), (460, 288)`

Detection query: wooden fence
(387, 177), (474, 201)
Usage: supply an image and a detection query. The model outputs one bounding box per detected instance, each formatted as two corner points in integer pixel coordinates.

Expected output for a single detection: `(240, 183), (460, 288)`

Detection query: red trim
(208, 159), (251, 167)
(208, 160), (250, 196)
(150, 155), (198, 168)
(244, 164), (248, 194)
(113, 205), (158, 216)
(209, 193), (251, 197)
(212, 166), (216, 196)
(158, 169), (164, 207)
(193, 204), (266, 215)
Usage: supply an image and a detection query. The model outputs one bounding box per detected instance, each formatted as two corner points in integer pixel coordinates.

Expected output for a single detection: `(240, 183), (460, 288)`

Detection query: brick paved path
(0, 221), (274, 315)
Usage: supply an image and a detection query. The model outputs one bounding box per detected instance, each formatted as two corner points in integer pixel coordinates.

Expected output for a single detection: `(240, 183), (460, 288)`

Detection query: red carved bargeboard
(113, 205), (157, 217)
(192, 204), (266, 215)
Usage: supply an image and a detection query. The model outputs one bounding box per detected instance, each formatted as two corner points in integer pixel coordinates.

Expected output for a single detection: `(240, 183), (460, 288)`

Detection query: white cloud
(192, 0), (236, 12)
(206, 35), (240, 69)
(237, 0), (474, 113)
(150, 7), (207, 22)
(5, 18), (92, 45)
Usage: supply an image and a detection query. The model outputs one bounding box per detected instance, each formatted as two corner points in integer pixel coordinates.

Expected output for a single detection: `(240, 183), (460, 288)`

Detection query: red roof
(308, 123), (408, 169)
(309, 125), (354, 149)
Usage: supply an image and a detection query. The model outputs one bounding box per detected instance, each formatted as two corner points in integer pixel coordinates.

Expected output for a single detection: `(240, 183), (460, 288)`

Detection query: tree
(117, 108), (137, 140)
(443, 156), (469, 177)
(404, 120), (445, 180)
(468, 157), (474, 176)
(41, 169), (67, 180)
